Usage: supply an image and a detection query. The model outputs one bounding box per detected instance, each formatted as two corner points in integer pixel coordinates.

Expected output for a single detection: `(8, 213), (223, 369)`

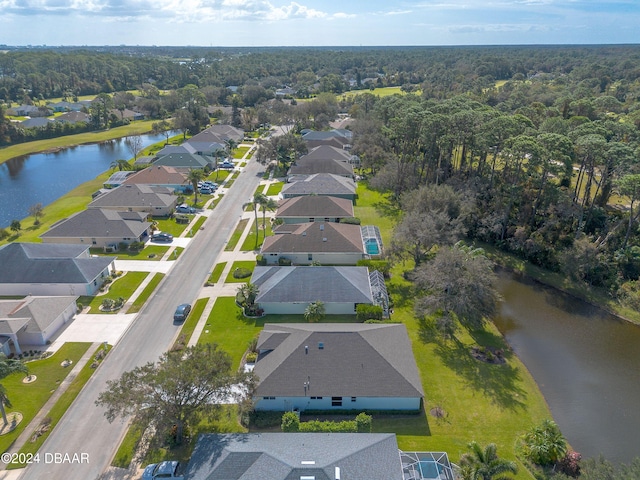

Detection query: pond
(0, 133), (168, 228)
(495, 270), (640, 464)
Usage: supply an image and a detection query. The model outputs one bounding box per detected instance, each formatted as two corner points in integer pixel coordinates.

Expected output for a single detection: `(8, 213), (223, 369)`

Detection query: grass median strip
(208, 262), (227, 284)
(81, 271), (149, 314)
(224, 219), (248, 251)
(127, 273), (165, 314)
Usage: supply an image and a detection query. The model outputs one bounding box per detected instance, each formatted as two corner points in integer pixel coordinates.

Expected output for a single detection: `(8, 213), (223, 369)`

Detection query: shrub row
(281, 412), (372, 433)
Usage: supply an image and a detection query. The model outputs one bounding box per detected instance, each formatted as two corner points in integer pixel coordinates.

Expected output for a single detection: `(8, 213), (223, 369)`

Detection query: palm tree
(261, 197), (279, 236)
(186, 168), (207, 206)
(236, 282), (259, 312)
(459, 441), (517, 480)
(213, 148), (227, 181)
(304, 301), (325, 323)
(110, 159), (132, 172)
(521, 419), (567, 466)
(252, 193), (267, 249)
(0, 355), (28, 426)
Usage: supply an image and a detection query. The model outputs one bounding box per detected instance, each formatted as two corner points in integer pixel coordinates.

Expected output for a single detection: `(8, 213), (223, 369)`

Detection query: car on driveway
(173, 303), (191, 323)
(199, 187), (213, 195)
(175, 204), (196, 214)
(151, 232), (173, 243)
(142, 460), (183, 480)
(219, 160), (235, 169)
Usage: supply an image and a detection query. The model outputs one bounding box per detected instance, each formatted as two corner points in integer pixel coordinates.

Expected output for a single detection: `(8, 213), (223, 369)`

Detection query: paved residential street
(19, 157), (266, 480)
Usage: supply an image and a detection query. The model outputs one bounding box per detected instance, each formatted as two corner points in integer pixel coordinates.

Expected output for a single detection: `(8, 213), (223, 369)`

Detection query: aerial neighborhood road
(20, 155), (266, 480)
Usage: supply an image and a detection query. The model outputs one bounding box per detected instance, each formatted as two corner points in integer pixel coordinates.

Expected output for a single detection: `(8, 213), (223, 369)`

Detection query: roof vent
(335, 467), (341, 480)
(320, 224), (324, 231)
(302, 232), (306, 236)
(301, 461), (316, 465)
(305, 345), (308, 354)
(318, 342), (324, 349)
(322, 238), (327, 242)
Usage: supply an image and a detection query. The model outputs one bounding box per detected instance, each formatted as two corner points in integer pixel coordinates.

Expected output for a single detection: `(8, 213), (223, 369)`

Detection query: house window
(331, 397), (342, 407)
(351, 397), (357, 402)
(324, 218), (330, 222)
(308, 253), (313, 261)
(262, 396), (276, 400)
(310, 396), (323, 400)
(309, 217), (315, 222)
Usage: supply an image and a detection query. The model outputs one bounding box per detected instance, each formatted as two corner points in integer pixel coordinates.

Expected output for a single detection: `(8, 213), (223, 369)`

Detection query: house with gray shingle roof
(301, 144), (358, 164)
(250, 266), (373, 315)
(20, 117), (52, 129)
(88, 184), (177, 217)
(302, 129), (352, 150)
(156, 143), (198, 157)
(288, 157), (354, 179)
(184, 433), (403, 480)
(41, 209), (151, 249)
(0, 243), (114, 296)
(261, 222), (365, 265)
(152, 153), (213, 171)
(281, 174), (356, 201)
(253, 323), (424, 411)
(54, 111), (90, 124)
(0, 296), (77, 354)
(275, 196), (354, 224)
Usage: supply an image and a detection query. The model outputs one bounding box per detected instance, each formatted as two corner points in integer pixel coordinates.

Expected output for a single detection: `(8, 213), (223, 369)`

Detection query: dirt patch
(0, 412), (23, 435)
(429, 406), (447, 418)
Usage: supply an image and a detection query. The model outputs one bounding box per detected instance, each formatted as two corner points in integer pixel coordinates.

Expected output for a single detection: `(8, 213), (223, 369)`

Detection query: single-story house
(88, 184), (177, 217)
(187, 124), (244, 145)
(20, 117), (52, 129)
(253, 323), (424, 411)
(0, 243), (114, 296)
(183, 140), (226, 157)
(281, 174), (356, 202)
(275, 195), (354, 224)
(8, 105), (40, 116)
(155, 143), (198, 157)
(122, 165), (190, 193)
(54, 111), (90, 124)
(0, 296), (77, 354)
(152, 153), (213, 170)
(302, 129), (352, 150)
(250, 266), (374, 315)
(261, 222), (366, 265)
(40, 209), (151, 249)
(109, 108), (144, 121)
(288, 157), (354, 179)
(300, 144), (358, 164)
(184, 433), (404, 480)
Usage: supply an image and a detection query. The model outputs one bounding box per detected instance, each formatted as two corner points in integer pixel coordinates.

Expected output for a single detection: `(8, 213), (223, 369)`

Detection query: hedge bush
(280, 412), (372, 433)
(356, 259), (391, 277)
(233, 267), (253, 279)
(278, 257), (292, 266)
(341, 217), (361, 225)
(281, 411), (300, 432)
(256, 254), (267, 266)
(356, 304), (383, 322)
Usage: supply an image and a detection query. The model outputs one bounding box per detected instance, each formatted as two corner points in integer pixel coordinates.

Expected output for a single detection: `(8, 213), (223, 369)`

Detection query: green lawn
(127, 273), (165, 314)
(90, 245), (169, 261)
(225, 219), (249, 251)
(225, 261), (256, 283)
(9, 344), (112, 468)
(240, 218), (272, 251)
(152, 217), (189, 237)
(212, 170), (232, 183)
(233, 146), (250, 159)
(188, 217), (207, 236)
(266, 182), (284, 196)
(209, 194), (225, 210)
(208, 262), (227, 284)
(82, 271), (149, 313)
(0, 343), (92, 455)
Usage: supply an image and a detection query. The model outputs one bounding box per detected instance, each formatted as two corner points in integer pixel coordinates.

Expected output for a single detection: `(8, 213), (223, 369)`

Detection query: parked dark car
(173, 303), (191, 323)
(151, 232), (173, 243)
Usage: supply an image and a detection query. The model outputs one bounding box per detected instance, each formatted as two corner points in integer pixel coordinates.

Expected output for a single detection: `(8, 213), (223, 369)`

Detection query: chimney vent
(305, 345), (308, 354)
(318, 342), (324, 349)
(335, 467), (341, 480)
(322, 238), (327, 242)
(320, 224), (324, 231)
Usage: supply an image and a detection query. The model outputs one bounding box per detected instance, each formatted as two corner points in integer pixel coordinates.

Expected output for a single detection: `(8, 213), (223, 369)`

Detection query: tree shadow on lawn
(372, 200), (402, 220)
(419, 320), (527, 411)
(387, 281), (415, 310)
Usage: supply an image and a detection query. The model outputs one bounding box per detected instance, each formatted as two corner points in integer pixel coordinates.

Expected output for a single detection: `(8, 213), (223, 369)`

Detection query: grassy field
(224, 261), (256, 283)
(0, 343), (92, 455)
(0, 121), (156, 165)
(233, 146), (250, 159)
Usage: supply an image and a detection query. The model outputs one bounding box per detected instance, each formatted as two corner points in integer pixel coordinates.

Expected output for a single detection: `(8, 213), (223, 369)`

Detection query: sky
(0, 0), (639, 47)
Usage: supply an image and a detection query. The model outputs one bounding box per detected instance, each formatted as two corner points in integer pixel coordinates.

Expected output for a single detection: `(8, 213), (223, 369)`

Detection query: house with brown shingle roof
(275, 196), (354, 224)
(261, 222), (365, 265)
(122, 165), (190, 193)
